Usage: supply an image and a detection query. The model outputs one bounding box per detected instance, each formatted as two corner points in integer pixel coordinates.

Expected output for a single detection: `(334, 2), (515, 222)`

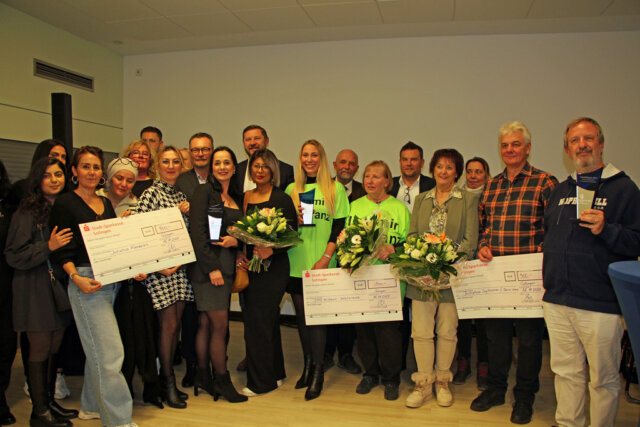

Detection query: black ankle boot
(0, 392), (16, 425)
(47, 357), (77, 420)
(213, 372), (248, 403)
(160, 373), (187, 409)
(304, 364), (324, 401)
(27, 361), (71, 427)
(143, 380), (164, 409)
(295, 355), (312, 389)
(193, 367), (215, 397)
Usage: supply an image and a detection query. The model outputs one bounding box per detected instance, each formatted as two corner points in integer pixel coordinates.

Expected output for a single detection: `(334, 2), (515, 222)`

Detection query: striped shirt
(478, 162), (558, 255)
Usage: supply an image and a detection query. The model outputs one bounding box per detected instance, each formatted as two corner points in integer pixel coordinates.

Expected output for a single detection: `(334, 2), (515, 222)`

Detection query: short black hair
(140, 126), (163, 140)
(429, 148), (464, 183)
(400, 141), (423, 159)
(189, 132), (214, 147)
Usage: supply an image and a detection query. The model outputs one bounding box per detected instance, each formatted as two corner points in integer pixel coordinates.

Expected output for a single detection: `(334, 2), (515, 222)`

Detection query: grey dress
(5, 210), (68, 331)
(191, 206), (242, 311)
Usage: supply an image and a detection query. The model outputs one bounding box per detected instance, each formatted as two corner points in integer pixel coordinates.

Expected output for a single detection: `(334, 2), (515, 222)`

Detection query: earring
(72, 176), (78, 185)
(99, 177), (106, 186)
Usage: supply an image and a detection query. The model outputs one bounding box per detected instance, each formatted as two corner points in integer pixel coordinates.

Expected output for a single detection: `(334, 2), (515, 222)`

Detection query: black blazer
(233, 159), (295, 194)
(389, 174), (435, 197)
(349, 180), (366, 203)
(176, 168), (209, 201)
(189, 180), (243, 283)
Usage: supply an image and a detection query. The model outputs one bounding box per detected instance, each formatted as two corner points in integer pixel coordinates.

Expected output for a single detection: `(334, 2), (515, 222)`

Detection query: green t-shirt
(347, 195), (411, 298)
(286, 180), (350, 277)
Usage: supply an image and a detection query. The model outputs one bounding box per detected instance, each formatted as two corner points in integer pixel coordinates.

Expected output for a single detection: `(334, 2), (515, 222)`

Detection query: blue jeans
(68, 267), (132, 426)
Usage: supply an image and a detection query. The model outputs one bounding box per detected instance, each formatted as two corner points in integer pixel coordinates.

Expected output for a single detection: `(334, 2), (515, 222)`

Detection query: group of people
(0, 117), (638, 427)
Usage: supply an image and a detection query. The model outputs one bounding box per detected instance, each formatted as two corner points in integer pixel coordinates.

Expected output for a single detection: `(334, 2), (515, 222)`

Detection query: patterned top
(425, 187), (464, 236)
(478, 163), (557, 256)
(136, 179), (193, 310)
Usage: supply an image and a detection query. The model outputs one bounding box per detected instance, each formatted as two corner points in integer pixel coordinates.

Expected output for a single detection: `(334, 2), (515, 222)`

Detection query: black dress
(243, 188), (298, 393)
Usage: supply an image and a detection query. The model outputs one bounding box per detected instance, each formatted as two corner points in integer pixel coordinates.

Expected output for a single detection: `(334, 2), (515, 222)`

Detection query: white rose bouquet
(227, 207), (302, 272)
(336, 213), (388, 274)
(388, 232), (465, 300)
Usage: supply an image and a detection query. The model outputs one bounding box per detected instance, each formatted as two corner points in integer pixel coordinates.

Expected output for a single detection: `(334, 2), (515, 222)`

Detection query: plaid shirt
(479, 162), (558, 255)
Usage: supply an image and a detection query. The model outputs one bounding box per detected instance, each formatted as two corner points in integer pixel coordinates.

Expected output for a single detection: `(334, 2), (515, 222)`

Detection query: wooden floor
(6, 320), (640, 426)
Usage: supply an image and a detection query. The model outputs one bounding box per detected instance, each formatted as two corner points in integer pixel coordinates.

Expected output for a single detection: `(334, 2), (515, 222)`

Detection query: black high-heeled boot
(27, 361), (71, 427)
(47, 357), (77, 420)
(295, 355), (312, 389)
(304, 364), (324, 401)
(160, 373), (187, 409)
(193, 367), (215, 397)
(172, 370), (188, 401)
(212, 372), (247, 403)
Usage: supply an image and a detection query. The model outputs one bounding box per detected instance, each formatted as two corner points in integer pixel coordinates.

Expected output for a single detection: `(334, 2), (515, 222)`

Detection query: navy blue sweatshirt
(542, 164), (640, 314)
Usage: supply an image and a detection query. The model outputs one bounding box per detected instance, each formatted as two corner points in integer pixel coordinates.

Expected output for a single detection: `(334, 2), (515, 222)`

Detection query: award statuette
(207, 203), (224, 242)
(299, 188), (316, 227)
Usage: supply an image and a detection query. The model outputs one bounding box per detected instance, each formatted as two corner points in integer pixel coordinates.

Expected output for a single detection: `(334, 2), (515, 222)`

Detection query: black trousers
(457, 319), (488, 362)
(0, 287), (16, 395)
(180, 301), (198, 366)
(485, 318), (544, 404)
(243, 255), (288, 393)
(355, 321), (402, 384)
(325, 324), (356, 359)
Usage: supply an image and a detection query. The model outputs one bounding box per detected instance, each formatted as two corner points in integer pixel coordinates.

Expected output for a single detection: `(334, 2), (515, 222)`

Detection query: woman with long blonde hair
(285, 140), (350, 401)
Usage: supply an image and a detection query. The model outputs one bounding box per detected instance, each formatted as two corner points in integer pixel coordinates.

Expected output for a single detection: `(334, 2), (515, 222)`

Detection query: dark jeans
(355, 321), (402, 384)
(485, 318), (544, 404)
(457, 319), (488, 362)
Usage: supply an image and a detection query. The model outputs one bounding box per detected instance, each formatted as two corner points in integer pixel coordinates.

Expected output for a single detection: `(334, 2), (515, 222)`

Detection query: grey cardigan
(405, 187), (479, 302)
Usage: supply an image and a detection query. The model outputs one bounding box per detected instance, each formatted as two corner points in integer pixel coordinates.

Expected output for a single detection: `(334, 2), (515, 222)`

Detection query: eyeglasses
(190, 147), (212, 154)
(251, 163), (270, 171)
(404, 187), (411, 204)
(131, 150), (150, 158)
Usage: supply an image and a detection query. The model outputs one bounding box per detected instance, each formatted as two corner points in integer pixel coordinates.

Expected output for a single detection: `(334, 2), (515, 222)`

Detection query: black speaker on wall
(51, 92), (73, 155)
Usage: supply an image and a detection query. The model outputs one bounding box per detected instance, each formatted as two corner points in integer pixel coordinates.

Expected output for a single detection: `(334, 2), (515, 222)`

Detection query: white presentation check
(451, 253), (543, 319)
(79, 207), (196, 285)
(302, 264), (402, 326)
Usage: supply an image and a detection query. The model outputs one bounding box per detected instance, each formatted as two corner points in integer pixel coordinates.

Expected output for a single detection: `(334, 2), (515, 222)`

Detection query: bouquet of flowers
(388, 232), (466, 300)
(227, 207), (302, 273)
(336, 213), (389, 274)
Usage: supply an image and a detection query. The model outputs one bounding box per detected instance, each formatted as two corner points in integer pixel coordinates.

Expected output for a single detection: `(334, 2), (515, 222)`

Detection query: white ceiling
(3, 0), (640, 55)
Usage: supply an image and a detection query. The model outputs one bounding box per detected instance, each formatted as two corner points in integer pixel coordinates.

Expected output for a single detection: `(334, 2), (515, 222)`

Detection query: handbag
(41, 229), (72, 312)
(231, 197), (251, 293)
(231, 268), (249, 293)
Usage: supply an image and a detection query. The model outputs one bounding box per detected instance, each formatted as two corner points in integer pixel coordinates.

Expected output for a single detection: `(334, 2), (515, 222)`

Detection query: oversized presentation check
(79, 207), (196, 285)
(302, 264), (402, 326)
(451, 253), (543, 319)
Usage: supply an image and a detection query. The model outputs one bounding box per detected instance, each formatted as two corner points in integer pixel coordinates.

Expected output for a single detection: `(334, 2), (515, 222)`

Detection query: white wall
(0, 3), (123, 152)
(123, 31), (640, 183)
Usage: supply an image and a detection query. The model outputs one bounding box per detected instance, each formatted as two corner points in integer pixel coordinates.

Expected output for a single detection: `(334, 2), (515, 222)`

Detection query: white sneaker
(405, 381), (432, 408)
(55, 373), (71, 399)
(435, 380), (453, 407)
(78, 409), (100, 420)
(276, 379), (283, 387)
(240, 387), (258, 397)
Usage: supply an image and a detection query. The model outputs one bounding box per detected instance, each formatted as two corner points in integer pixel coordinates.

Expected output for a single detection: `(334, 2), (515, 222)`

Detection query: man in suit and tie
(390, 141), (435, 213)
(233, 125), (294, 193)
(323, 149), (364, 375)
(333, 149), (366, 203)
(175, 132), (214, 387)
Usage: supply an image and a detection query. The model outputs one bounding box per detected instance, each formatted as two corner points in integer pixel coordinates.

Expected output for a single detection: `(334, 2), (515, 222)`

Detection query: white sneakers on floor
(78, 410), (100, 420)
